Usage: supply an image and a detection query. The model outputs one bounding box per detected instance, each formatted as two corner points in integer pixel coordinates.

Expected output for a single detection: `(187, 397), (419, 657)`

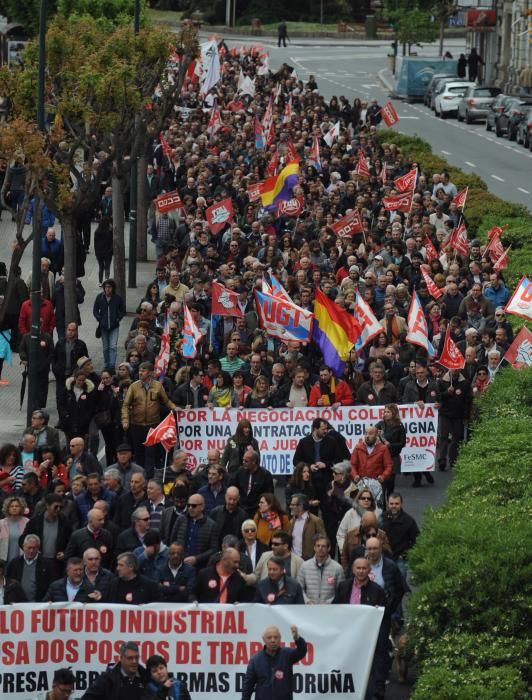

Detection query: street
(244, 37), (532, 208)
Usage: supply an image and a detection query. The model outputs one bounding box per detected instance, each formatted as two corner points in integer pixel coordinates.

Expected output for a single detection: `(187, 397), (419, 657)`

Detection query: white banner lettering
(176, 405), (438, 474)
(0, 604), (383, 700)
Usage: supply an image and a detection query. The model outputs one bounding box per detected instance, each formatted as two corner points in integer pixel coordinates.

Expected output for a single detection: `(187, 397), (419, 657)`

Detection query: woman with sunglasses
(341, 510), (393, 571)
(336, 487), (382, 553)
(238, 519), (269, 569)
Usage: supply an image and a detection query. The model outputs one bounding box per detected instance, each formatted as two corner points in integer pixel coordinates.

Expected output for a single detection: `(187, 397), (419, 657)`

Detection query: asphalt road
(253, 38), (532, 209)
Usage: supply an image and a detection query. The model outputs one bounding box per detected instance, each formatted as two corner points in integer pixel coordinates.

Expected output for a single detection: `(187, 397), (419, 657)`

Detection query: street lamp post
(27, 0), (47, 423)
(128, 0), (140, 289)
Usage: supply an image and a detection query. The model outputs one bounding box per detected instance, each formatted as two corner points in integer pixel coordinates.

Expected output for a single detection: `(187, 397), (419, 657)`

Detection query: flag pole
(209, 312), (214, 352)
(162, 448), (170, 485)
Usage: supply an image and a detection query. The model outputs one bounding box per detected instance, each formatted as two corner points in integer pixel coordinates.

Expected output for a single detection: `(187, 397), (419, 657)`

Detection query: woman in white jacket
(336, 488), (381, 553)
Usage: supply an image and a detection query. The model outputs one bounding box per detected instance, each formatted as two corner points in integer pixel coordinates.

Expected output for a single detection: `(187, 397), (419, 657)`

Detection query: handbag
(94, 410), (112, 428)
(95, 325), (102, 338)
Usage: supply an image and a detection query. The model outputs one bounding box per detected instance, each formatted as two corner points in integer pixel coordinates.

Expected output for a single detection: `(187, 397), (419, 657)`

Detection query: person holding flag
(121, 362), (177, 477)
(437, 366), (470, 472)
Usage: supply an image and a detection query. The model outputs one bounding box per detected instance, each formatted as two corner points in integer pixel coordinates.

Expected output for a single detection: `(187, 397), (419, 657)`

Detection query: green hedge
(375, 131), (532, 697)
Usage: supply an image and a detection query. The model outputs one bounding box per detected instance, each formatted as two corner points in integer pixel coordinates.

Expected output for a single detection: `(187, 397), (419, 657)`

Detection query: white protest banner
(0, 603), (383, 700)
(176, 404), (438, 474)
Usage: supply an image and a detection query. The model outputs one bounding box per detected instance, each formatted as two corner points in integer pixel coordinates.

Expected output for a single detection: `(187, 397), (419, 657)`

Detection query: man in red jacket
(18, 297), (55, 336)
(350, 426), (393, 485)
(309, 365), (353, 408)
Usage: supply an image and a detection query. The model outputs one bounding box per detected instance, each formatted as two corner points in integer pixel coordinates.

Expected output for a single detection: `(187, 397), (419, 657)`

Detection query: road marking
(491, 174), (504, 182)
(464, 161), (476, 167)
(399, 116), (420, 119)
(517, 187), (530, 194)
(441, 150), (452, 155)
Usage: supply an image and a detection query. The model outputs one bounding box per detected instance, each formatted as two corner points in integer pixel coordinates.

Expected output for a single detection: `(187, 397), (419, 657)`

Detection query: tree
(0, 14), (174, 318)
(432, 0), (458, 57)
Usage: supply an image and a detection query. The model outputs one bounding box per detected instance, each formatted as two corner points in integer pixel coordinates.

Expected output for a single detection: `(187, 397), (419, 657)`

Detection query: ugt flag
(182, 305), (204, 359)
(255, 290), (313, 342)
(406, 291), (435, 357)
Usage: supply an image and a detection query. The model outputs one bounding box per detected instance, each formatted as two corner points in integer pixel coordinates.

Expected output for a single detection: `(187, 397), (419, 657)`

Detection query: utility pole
(27, 0), (47, 423)
(128, 0), (140, 289)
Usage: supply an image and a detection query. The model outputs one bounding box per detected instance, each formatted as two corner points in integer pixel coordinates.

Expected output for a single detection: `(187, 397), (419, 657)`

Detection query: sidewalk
(0, 218), (156, 445)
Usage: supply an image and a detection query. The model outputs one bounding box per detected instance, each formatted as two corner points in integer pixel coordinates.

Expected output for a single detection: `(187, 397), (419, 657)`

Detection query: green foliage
(406, 368), (532, 698)
(387, 9), (438, 45)
(0, 0), (58, 36)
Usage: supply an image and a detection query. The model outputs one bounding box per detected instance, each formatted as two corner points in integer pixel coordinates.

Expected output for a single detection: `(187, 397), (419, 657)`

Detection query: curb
(378, 67), (394, 93)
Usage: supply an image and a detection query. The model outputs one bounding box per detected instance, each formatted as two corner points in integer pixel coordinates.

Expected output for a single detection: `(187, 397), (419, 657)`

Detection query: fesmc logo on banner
(0, 604), (383, 700)
(175, 405), (438, 475)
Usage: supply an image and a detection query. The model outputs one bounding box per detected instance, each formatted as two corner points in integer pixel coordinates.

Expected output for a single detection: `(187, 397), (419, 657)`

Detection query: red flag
(505, 276), (532, 321)
(144, 413), (177, 452)
(160, 132), (172, 159)
(493, 244), (511, 271)
(394, 168), (417, 193)
(155, 191), (183, 214)
(446, 222), (468, 257)
(206, 197), (233, 234)
(207, 105), (223, 139)
(380, 162), (387, 185)
(266, 120), (276, 146)
(228, 100), (244, 112)
(421, 265), (443, 300)
(275, 197), (304, 219)
(424, 236), (438, 262)
(487, 231), (506, 265)
(154, 320), (170, 379)
(381, 101), (399, 127)
(503, 326), (532, 369)
(438, 328), (465, 370)
(382, 191), (413, 213)
(266, 150), (280, 176)
(331, 209), (364, 237)
(247, 182), (262, 202)
(211, 281), (244, 317)
(487, 225), (507, 240)
(354, 150), (370, 178)
(284, 140), (298, 164)
(452, 187), (468, 209)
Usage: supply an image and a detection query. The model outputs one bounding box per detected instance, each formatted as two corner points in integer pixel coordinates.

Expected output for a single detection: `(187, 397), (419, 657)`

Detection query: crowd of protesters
(0, 40), (513, 700)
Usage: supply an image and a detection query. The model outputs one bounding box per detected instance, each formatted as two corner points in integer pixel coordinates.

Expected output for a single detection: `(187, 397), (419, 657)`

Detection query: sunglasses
(359, 496), (372, 500)
(243, 528), (256, 533)
(187, 503), (201, 508)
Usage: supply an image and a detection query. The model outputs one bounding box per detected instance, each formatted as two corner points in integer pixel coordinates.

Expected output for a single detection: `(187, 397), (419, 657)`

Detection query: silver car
(457, 86), (502, 123)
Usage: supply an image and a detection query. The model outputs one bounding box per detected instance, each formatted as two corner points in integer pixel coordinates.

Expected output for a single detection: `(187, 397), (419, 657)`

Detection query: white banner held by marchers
(175, 404), (438, 474)
(1, 603), (384, 700)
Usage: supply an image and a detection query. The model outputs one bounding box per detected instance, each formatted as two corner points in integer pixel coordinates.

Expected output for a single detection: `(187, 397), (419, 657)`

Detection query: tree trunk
(62, 214), (78, 325)
(439, 16), (445, 57)
(112, 173), (126, 301)
(137, 154), (148, 261)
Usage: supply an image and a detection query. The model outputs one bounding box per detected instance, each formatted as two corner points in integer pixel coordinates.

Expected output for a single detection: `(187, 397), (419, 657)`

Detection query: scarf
(319, 376), (336, 406)
(261, 511), (282, 530)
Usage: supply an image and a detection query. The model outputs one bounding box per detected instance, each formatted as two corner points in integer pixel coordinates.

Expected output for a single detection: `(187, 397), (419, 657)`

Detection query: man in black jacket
(52, 322), (88, 418)
(172, 366), (209, 408)
(44, 557), (96, 602)
(113, 472), (148, 530)
(231, 450), (274, 517)
(157, 542), (196, 603)
(20, 493), (72, 578)
(116, 506), (152, 555)
(106, 552), (159, 604)
(379, 493), (420, 566)
(255, 556), (305, 605)
(171, 494), (218, 570)
(209, 486), (248, 547)
(0, 558), (27, 603)
(64, 508), (114, 569)
(292, 418), (341, 503)
(81, 641), (152, 700)
(6, 534), (53, 602)
(196, 547), (247, 603)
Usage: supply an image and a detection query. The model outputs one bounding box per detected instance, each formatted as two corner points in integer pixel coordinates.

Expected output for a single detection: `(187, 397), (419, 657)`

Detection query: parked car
(516, 107), (532, 149)
(503, 97), (532, 140)
(434, 82), (475, 118)
(457, 86), (501, 123)
(486, 94), (513, 131)
(424, 72), (455, 107)
(430, 77), (471, 111)
(495, 97), (532, 141)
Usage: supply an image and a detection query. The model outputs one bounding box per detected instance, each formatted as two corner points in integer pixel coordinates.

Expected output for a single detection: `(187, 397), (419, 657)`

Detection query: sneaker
(426, 473), (435, 484)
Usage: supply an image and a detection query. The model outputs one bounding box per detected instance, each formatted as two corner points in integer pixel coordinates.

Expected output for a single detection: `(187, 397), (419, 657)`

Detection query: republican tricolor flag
(406, 291), (435, 357)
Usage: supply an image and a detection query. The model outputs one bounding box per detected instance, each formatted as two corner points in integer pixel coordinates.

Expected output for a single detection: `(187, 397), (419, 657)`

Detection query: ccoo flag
(211, 281), (244, 318)
(406, 291), (435, 357)
(504, 326), (532, 369)
(313, 288), (361, 376)
(438, 328), (465, 370)
(144, 412), (178, 452)
(504, 276), (532, 321)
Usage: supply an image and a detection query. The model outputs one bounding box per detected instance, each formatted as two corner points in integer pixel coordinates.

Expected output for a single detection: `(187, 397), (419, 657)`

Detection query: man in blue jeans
(93, 278), (125, 371)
